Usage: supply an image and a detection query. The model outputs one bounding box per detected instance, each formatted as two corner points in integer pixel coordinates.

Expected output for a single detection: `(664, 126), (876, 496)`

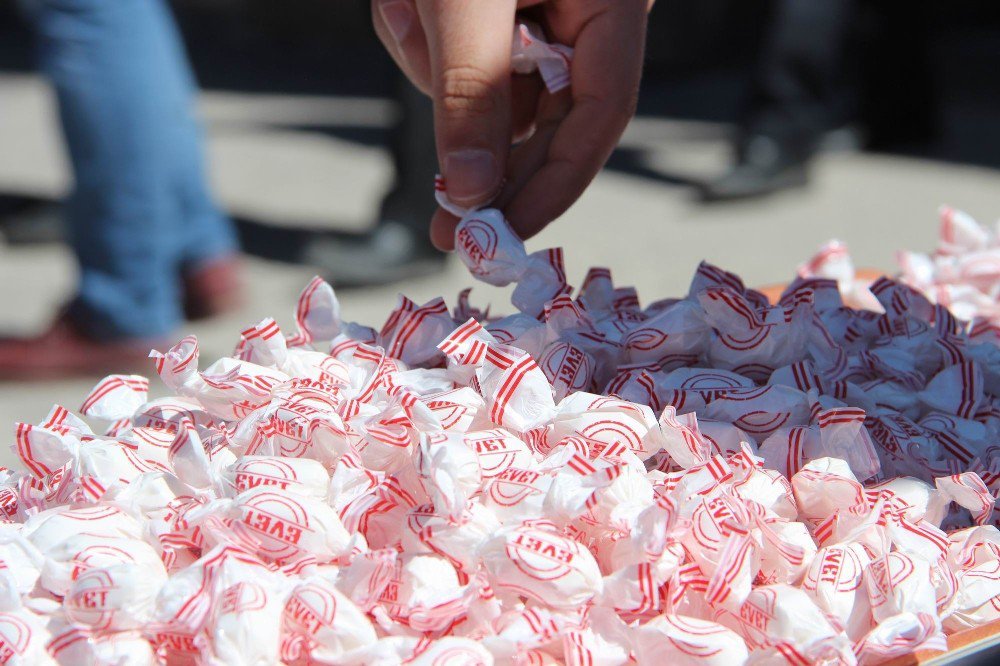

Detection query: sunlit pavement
(4, 71), (1000, 466)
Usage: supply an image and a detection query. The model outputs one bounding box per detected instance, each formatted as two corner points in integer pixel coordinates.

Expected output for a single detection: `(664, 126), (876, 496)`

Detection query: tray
(757, 268), (887, 304)
(883, 618), (1000, 665)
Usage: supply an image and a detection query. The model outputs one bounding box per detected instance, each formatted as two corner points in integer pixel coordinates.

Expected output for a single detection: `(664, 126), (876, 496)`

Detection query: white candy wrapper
(728, 584), (853, 662)
(801, 542), (873, 640)
(46, 624), (153, 666)
(439, 317), (557, 431)
(462, 428), (537, 480)
(511, 22), (573, 92)
(480, 523), (603, 610)
(855, 611), (947, 664)
(0, 533), (43, 605)
(223, 455), (330, 500)
(401, 502), (500, 574)
(0, 609), (55, 665)
(5, 205), (1000, 662)
(64, 560), (167, 631)
(451, 210), (571, 317)
(231, 486), (352, 564)
(945, 558), (1000, 632)
(702, 385), (811, 443)
(632, 614), (749, 666)
(280, 574), (377, 663)
(865, 552), (940, 624)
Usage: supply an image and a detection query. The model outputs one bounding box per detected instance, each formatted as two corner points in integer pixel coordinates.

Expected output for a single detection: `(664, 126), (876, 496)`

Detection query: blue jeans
(21, 0), (237, 339)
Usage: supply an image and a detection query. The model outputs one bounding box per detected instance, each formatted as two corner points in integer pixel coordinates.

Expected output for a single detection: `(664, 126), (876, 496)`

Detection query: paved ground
(3, 71), (1000, 467)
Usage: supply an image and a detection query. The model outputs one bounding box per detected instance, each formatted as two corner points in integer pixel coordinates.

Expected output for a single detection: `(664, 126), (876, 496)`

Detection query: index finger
(416, 0), (518, 209)
(504, 1), (648, 239)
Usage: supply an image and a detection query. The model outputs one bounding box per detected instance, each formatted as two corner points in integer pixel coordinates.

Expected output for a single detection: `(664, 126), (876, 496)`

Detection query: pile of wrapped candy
(1, 207), (999, 666)
(803, 207), (1000, 328)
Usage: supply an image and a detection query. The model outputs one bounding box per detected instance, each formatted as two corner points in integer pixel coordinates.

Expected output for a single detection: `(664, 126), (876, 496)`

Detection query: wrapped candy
(64, 561), (167, 631)
(632, 613), (749, 666)
(511, 21), (573, 92)
(451, 210), (571, 317)
(480, 523), (603, 610)
(46, 624), (154, 665)
(801, 543), (873, 640)
(865, 552), (940, 623)
(0, 609), (55, 665)
(0, 203), (999, 664)
(230, 486), (353, 564)
(280, 575), (377, 663)
(726, 584), (854, 662)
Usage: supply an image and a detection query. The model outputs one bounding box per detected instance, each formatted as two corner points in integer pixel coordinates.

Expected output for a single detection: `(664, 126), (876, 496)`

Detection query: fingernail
(379, 0), (413, 45)
(445, 149), (501, 206)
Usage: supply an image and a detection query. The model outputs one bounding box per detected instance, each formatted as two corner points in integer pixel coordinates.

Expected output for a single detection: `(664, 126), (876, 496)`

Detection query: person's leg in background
(699, 0), (858, 201)
(0, 0), (239, 378)
(146, 0), (242, 319)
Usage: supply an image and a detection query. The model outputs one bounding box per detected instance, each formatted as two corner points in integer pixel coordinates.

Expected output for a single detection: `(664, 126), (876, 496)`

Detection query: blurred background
(2, 0), (1000, 447)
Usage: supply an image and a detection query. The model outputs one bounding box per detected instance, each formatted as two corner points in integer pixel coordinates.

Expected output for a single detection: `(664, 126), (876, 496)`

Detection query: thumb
(417, 0), (516, 208)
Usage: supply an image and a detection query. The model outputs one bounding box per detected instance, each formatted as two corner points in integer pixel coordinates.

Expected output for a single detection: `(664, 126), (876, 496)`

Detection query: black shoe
(0, 196), (65, 245)
(697, 135), (810, 202)
(302, 220), (446, 288)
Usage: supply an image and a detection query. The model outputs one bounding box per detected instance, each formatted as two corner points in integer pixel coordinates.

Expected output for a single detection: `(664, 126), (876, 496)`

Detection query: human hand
(372, 0), (651, 250)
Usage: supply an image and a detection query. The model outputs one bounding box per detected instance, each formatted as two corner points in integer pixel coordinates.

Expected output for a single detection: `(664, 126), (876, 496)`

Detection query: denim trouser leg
(145, 0), (238, 270)
(26, 0), (236, 339)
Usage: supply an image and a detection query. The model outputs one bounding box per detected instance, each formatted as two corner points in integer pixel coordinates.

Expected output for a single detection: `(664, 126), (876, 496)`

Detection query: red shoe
(182, 255), (244, 321)
(0, 314), (160, 381)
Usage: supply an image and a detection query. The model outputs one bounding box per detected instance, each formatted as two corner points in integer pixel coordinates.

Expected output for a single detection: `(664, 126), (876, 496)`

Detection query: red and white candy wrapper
(280, 574), (377, 663)
(935, 472), (997, 526)
(790, 457), (866, 524)
(6, 204), (1000, 662)
(480, 523), (603, 610)
(865, 552), (941, 629)
(622, 299), (711, 368)
(654, 367), (757, 416)
(726, 584), (854, 662)
(401, 502), (500, 574)
(415, 431), (483, 521)
(632, 613), (749, 666)
(222, 455), (331, 500)
(511, 22), (573, 93)
(699, 288), (811, 383)
(702, 385), (811, 443)
(798, 239), (884, 312)
(462, 428), (537, 480)
(452, 209), (528, 287)
(404, 636), (495, 666)
(0, 609), (55, 665)
(64, 560), (167, 631)
(800, 543), (873, 640)
(46, 624), (153, 666)
(480, 465), (555, 525)
(855, 612), (947, 664)
(79, 374), (149, 422)
(944, 558), (1000, 632)
(759, 406), (881, 481)
(452, 210), (571, 317)
(535, 392), (660, 461)
(439, 317), (556, 432)
(893, 207), (1000, 323)
(230, 486), (352, 564)
(149, 545), (279, 663)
